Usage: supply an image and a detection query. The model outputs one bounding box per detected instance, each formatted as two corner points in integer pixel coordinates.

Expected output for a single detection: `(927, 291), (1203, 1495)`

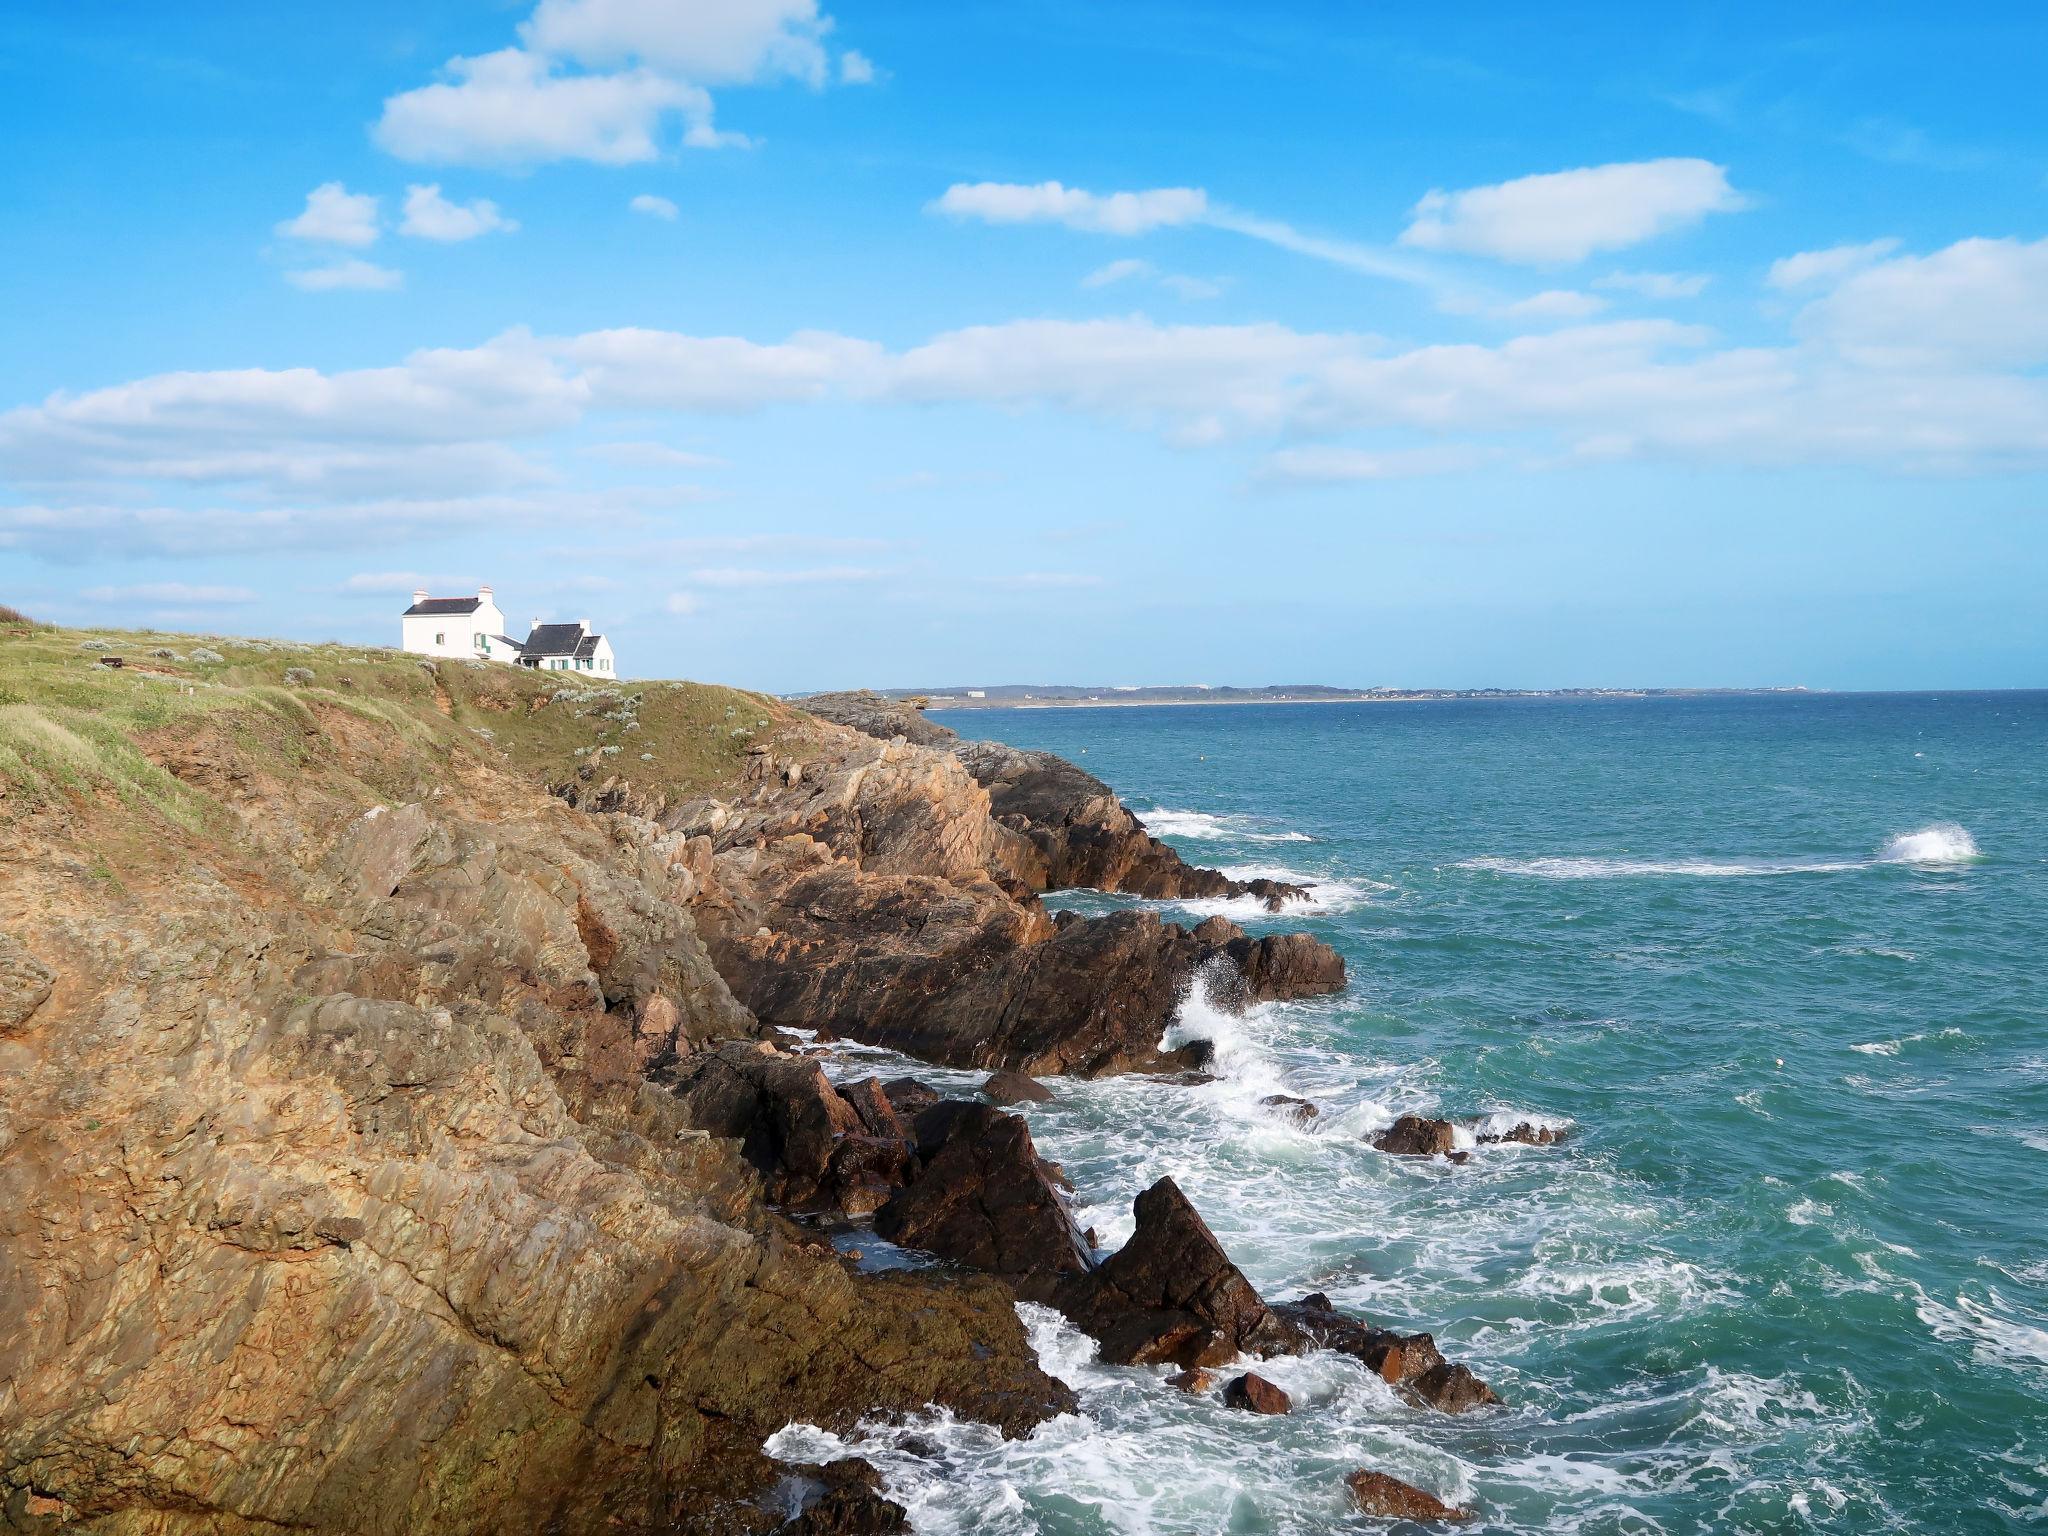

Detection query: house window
(474, 632), (486, 649)
(434, 632), (445, 645)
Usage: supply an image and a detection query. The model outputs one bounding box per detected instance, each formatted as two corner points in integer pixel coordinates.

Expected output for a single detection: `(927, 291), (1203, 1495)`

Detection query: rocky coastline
(0, 648), (1497, 1532)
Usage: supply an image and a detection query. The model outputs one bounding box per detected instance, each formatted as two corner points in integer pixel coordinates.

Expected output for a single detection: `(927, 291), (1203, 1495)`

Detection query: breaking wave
(1459, 823), (1982, 880)
(1141, 807), (1313, 843)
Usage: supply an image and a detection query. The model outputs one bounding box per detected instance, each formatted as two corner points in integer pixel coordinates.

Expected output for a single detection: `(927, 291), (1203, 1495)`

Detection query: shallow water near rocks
(791, 693), (2048, 1533)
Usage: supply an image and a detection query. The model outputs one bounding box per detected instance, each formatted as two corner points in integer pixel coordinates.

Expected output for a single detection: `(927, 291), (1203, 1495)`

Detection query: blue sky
(2, 1), (2044, 690)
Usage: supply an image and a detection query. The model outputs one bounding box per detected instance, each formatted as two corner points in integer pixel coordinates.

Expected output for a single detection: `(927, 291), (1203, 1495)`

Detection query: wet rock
(1478, 1120), (1562, 1146)
(780, 1458), (908, 1535)
(874, 1103), (1092, 1290)
(1224, 932), (1348, 1002)
(1372, 1115), (1460, 1156)
(881, 1077), (942, 1118)
(1268, 1302), (1499, 1413)
(982, 1069), (1053, 1105)
(1057, 1177), (1289, 1366)
(1221, 1372), (1292, 1415)
(839, 1076), (912, 1142)
(1165, 1367), (1214, 1394)
(1260, 1094), (1319, 1125)
(1345, 1469), (1473, 1523)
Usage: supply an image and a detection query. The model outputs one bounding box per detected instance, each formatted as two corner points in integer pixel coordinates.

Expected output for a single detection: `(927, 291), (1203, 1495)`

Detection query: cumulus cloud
(1795, 236), (2048, 369)
(630, 193), (680, 220)
(1401, 158), (1746, 263)
(663, 591), (701, 615)
(839, 50), (876, 85)
(285, 258), (404, 292)
(1766, 238), (1903, 290)
(400, 184), (518, 240)
(932, 181), (1209, 236)
(276, 183), (380, 247)
(375, 0), (854, 166)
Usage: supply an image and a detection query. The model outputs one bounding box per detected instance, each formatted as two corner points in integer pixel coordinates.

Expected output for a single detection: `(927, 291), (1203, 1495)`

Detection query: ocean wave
(1141, 807), (1313, 843)
(1916, 1288), (2048, 1379)
(1458, 822), (1983, 881)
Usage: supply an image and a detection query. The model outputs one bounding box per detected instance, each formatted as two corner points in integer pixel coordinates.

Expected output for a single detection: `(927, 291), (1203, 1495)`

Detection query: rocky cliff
(0, 630), (1417, 1536)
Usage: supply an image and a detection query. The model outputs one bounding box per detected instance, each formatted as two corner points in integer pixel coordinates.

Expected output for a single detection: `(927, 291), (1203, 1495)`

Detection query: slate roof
(522, 622), (602, 657)
(403, 596), (483, 617)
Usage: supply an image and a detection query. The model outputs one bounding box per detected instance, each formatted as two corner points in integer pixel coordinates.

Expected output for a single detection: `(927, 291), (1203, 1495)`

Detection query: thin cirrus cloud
(285, 258), (404, 292)
(375, 0), (869, 167)
(10, 233), (2048, 561)
(1595, 270), (1712, 300)
(933, 180), (1449, 295)
(688, 565), (897, 588)
(400, 184), (518, 240)
(1400, 158), (1747, 264)
(80, 582), (257, 604)
(629, 193), (680, 220)
(1081, 258), (1223, 300)
(1767, 238), (1903, 290)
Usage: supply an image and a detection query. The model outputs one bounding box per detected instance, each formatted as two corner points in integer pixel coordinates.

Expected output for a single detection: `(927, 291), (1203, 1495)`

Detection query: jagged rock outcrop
(1270, 1294), (1499, 1413)
(1222, 1373), (1292, 1414)
(798, 691), (1312, 910)
(0, 698), (1072, 1535)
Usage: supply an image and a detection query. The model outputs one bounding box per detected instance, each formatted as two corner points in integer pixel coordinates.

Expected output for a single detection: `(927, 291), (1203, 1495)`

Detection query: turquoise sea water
(778, 693), (2048, 1534)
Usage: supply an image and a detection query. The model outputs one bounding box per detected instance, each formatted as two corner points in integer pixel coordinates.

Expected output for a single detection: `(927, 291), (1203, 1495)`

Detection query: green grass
(0, 622), (807, 837)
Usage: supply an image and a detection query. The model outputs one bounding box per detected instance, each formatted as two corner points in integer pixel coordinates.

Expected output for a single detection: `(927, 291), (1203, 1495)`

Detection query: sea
(766, 692), (2048, 1534)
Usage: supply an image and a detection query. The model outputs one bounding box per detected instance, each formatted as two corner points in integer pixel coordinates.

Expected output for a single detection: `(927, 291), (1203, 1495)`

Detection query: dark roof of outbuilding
(522, 622), (589, 656)
(403, 596), (483, 616)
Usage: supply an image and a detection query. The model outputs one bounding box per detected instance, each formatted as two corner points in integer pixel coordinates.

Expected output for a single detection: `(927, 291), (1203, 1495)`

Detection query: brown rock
(1478, 1120), (1562, 1146)
(1346, 1469), (1473, 1522)
(780, 1458), (908, 1534)
(1165, 1367), (1213, 1393)
(839, 1076), (912, 1142)
(1225, 932), (1348, 1001)
(0, 932), (54, 1035)
(1221, 1372), (1291, 1414)
(983, 1070), (1053, 1104)
(1056, 1177), (1289, 1366)
(1373, 1115), (1460, 1156)
(874, 1103), (1092, 1289)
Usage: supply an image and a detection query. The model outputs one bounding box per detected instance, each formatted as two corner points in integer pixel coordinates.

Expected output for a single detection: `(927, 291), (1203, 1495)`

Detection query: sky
(2, 0), (2044, 691)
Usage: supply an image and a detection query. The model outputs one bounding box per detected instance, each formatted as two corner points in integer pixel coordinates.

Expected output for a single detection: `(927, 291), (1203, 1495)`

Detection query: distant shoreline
(903, 688), (1817, 711)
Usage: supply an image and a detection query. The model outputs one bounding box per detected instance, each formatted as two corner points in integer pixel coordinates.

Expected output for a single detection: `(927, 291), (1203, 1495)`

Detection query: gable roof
(522, 622), (589, 657)
(403, 596), (483, 616)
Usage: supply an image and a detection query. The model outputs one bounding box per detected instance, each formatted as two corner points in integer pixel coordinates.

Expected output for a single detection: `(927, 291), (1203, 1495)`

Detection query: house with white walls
(399, 588), (618, 675)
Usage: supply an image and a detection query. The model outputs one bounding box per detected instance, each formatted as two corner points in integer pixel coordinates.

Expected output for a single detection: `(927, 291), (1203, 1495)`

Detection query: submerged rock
(982, 1069), (1053, 1105)
(1222, 1372), (1292, 1414)
(1478, 1120), (1563, 1146)
(1345, 1469), (1473, 1523)
(778, 1458), (908, 1534)
(1260, 1094), (1320, 1125)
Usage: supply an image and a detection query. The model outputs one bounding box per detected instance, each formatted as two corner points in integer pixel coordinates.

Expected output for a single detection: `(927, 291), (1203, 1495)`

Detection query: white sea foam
(1875, 822), (1981, 864)
(1460, 821), (1982, 880)
(1917, 1289), (2048, 1379)
(1142, 806), (1313, 843)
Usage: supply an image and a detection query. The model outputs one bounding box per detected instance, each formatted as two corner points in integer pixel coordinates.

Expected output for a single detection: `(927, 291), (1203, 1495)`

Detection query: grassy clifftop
(0, 615), (802, 845)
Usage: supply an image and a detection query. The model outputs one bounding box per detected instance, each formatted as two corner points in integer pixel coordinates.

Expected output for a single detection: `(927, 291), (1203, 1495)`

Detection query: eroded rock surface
(1346, 1469), (1474, 1522)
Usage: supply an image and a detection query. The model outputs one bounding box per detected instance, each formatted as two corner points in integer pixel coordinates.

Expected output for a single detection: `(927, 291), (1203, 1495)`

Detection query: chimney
(532, 617), (544, 633)
(578, 618), (590, 631)
(412, 588), (428, 605)
(478, 584), (493, 600)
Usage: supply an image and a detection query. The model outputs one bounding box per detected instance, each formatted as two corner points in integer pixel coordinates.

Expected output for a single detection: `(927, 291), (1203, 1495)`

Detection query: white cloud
(1796, 236), (2048, 369)
(285, 258), (404, 292)
(522, 0), (832, 85)
(276, 182), (380, 247)
(690, 565), (895, 587)
(663, 591), (701, 615)
(839, 50), (875, 85)
(80, 582), (257, 604)
(376, 1), (856, 166)
(400, 184), (518, 241)
(376, 48), (726, 166)
(1499, 289), (1608, 322)
(932, 181), (1209, 236)
(1595, 270), (1712, 299)
(1401, 159), (1745, 264)
(630, 193), (680, 220)
(1766, 238), (1903, 290)
(1082, 258), (1153, 289)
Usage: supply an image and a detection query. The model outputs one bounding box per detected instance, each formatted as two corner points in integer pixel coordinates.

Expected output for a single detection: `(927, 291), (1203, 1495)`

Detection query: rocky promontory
(0, 627), (1485, 1535)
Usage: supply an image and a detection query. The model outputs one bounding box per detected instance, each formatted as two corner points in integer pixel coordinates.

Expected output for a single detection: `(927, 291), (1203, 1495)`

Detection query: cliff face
(0, 641), (1069, 1535)
(0, 635), (1352, 1534)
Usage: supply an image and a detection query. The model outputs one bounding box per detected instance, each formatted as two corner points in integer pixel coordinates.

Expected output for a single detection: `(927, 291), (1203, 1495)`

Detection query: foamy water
(790, 693), (2048, 1533)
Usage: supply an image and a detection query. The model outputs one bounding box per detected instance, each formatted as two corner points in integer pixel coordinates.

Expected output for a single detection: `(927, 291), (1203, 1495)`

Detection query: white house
(399, 588), (619, 676)
(516, 618), (617, 676)
(400, 587), (511, 661)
